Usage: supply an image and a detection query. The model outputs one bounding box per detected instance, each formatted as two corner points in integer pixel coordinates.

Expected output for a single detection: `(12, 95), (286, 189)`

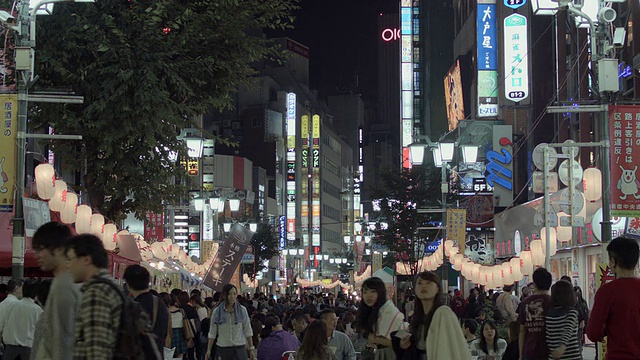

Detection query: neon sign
(381, 28), (401, 42)
(486, 137), (513, 191)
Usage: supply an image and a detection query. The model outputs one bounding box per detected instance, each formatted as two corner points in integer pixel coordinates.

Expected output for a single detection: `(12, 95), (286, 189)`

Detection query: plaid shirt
(73, 270), (123, 360)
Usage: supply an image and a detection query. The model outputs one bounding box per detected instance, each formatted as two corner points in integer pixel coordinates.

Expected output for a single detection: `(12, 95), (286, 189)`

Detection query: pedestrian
(356, 277), (405, 360)
(394, 271), (470, 359)
(469, 319), (507, 359)
(518, 267), (552, 360)
(179, 291), (200, 360)
(66, 234), (123, 358)
(295, 321), (336, 360)
(495, 283), (520, 322)
(0, 279), (43, 360)
(205, 284), (255, 360)
(122, 264), (170, 352)
(168, 294), (188, 358)
(289, 309), (309, 342)
(587, 236), (640, 359)
(546, 280), (581, 360)
(256, 316), (299, 360)
(502, 321), (520, 360)
(450, 289), (465, 318)
(573, 286), (589, 351)
(461, 319), (478, 349)
(0, 279), (23, 317)
(30, 221), (81, 360)
(319, 308), (356, 360)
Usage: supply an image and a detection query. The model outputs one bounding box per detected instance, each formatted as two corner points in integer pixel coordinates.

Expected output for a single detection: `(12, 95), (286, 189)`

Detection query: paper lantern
(59, 192), (78, 224)
(75, 205), (92, 234)
(520, 250), (533, 275)
(501, 262), (513, 285)
(48, 180), (67, 212)
(583, 167), (602, 201)
(530, 240), (545, 266)
(90, 214), (105, 236)
(101, 223), (118, 251)
(540, 227), (558, 256)
(510, 257), (524, 282)
(35, 163), (56, 200)
(151, 242), (168, 260)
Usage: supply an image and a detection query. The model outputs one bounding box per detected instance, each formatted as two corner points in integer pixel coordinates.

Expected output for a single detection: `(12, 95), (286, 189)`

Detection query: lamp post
(409, 138), (477, 289)
(9, 0), (93, 280)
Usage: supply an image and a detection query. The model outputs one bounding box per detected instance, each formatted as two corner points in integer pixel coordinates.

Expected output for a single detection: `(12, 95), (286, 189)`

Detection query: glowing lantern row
(48, 180), (67, 212)
(59, 192), (78, 224)
(35, 163), (56, 200)
(101, 223), (118, 251)
(75, 205), (92, 234)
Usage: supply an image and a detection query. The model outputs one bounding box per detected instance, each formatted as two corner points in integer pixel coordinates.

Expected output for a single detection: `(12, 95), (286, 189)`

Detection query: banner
(609, 105), (640, 216)
(372, 253), (383, 275)
(144, 211), (164, 243)
(596, 263), (615, 360)
(476, 0), (498, 117)
(446, 208), (467, 253)
(203, 223), (254, 291)
(0, 95), (17, 212)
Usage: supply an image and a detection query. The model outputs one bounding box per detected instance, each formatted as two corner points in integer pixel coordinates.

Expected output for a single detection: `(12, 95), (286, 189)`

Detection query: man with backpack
(67, 234), (160, 359)
(123, 264), (170, 352)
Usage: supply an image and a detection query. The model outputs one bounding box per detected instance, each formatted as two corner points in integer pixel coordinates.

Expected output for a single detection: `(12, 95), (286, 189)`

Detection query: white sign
(503, 14), (529, 102)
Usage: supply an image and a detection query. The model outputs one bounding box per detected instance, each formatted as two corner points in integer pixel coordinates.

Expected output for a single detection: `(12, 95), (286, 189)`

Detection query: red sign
(144, 211), (164, 242)
(610, 105), (640, 217)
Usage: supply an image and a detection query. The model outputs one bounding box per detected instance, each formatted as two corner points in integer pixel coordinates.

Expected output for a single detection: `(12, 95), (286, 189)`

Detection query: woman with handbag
(393, 271), (470, 360)
(205, 284), (255, 360)
(168, 294), (188, 358)
(356, 277), (405, 360)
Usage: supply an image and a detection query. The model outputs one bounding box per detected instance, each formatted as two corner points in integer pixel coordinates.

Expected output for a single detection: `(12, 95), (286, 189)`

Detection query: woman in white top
(470, 319), (508, 360)
(168, 294), (188, 358)
(356, 277), (405, 360)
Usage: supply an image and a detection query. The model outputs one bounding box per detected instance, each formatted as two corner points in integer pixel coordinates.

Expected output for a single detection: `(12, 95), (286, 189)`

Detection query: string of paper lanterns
(296, 277), (351, 289)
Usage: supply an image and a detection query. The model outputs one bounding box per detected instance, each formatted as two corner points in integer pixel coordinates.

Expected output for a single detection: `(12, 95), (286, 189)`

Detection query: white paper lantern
(35, 163), (56, 200)
(48, 180), (67, 212)
(90, 214), (105, 236)
(501, 262), (513, 285)
(583, 167), (602, 201)
(530, 240), (545, 266)
(510, 257), (524, 282)
(101, 223), (118, 251)
(150, 242), (168, 260)
(540, 227), (558, 256)
(59, 192), (78, 224)
(75, 205), (92, 234)
(520, 250), (533, 275)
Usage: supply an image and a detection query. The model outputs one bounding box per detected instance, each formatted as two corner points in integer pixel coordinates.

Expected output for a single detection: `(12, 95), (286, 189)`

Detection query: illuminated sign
(401, 0), (413, 168)
(444, 60), (464, 131)
(477, 0), (499, 118)
(279, 215), (286, 249)
(503, 14), (529, 102)
(286, 93), (297, 241)
(486, 125), (513, 207)
(504, 0), (526, 10)
(381, 28), (401, 42)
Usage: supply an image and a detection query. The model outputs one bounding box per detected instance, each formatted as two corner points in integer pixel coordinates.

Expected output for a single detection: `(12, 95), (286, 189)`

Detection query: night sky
(274, 0), (399, 102)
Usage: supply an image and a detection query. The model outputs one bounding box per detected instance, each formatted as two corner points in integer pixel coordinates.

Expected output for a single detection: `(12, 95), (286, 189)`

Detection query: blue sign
(401, 8), (412, 35)
(476, 3), (498, 70)
(278, 215), (286, 249)
(504, 0), (526, 10)
(425, 239), (442, 254)
(486, 148), (513, 190)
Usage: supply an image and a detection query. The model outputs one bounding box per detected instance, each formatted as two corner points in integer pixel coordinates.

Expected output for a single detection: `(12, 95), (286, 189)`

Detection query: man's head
(66, 234), (108, 283)
(462, 319), (478, 336)
(123, 265), (151, 294)
(290, 310), (308, 333)
(33, 221), (72, 272)
(607, 236), (640, 273)
(532, 267), (552, 291)
(503, 284), (513, 293)
(560, 275), (572, 283)
(7, 279), (23, 299)
(319, 308), (338, 336)
(22, 279), (38, 300)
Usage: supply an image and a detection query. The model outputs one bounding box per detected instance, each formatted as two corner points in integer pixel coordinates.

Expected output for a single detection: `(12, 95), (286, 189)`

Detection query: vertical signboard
(0, 95), (16, 212)
(144, 211), (165, 243)
(477, 0), (499, 117)
(203, 223), (254, 291)
(286, 93), (297, 242)
(486, 125), (514, 207)
(312, 115), (321, 247)
(400, 0), (413, 167)
(301, 115), (309, 246)
(503, 14), (529, 102)
(610, 105), (640, 216)
(446, 209), (467, 253)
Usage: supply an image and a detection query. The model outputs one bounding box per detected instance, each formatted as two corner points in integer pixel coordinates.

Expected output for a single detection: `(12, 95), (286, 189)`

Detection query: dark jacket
(135, 292), (169, 351)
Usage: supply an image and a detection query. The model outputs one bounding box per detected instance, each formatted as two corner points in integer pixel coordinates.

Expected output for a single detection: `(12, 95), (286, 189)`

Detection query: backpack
(93, 279), (162, 360)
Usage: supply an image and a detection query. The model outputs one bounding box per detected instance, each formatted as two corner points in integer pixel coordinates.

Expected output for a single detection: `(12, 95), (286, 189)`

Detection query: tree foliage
(248, 223), (280, 280)
(368, 166), (442, 276)
(26, 0), (298, 222)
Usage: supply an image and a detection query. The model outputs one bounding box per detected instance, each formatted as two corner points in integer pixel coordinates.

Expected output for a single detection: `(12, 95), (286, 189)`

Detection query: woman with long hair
(205, 284), (255, 360)
(356, 277), (405, 359)
(257, 316), (300, 360)
(469, 319), (507, 359)
(168, 294), (187, 359)
(574, 286), (589, 351)
(295, 321), (335, 360)
(546, 281), (582, 359)
(394, 271), (470, 359)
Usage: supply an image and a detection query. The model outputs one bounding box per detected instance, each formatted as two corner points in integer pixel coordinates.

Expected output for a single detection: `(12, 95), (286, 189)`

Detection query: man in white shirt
(496, 284), (520, 322)
(319, 309), (356, 360)
(0, 279), (22, 312)
(0, 279), (43, 360)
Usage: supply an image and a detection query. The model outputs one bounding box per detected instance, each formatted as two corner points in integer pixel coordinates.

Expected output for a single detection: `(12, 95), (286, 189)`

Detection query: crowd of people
(0, 221), (638, 360)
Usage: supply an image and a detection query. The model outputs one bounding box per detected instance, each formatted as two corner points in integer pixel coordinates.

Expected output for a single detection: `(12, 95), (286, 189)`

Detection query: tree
(368, 166), (442, 277)
(248, 223), (280, 280)
(25, 0), (298, 222)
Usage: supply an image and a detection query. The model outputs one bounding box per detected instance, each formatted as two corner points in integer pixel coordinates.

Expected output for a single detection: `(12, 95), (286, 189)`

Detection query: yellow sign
(372, 253), (383, 274)
(301, 115), (309, 138)
(446, 209), (467, 253)
(0, 95), (17, 212)
(312, 114), (320, 140)
(287, 135), (295, 149)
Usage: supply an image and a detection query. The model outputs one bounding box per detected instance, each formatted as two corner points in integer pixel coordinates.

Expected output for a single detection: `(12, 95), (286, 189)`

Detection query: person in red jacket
(587, 236), (640, 359)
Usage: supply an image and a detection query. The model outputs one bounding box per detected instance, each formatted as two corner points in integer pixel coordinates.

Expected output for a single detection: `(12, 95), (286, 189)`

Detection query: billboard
(286, 93), (296, 241)
(203, 223), (254, 291)
(400, 0), (414, 166)
(503, 14), (529, 102)
(0, 95), (17, 212)
(486, 125), (513, 207)
(610, 105), (640, 216)
(477, 0), (499, 118)
(444, 60), (465, 131)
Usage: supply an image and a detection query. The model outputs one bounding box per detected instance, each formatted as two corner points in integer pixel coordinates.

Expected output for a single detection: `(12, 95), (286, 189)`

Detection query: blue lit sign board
(504, 0), (526, 10)
(278, 215), (286, 249)
(476, 3), (498, 71)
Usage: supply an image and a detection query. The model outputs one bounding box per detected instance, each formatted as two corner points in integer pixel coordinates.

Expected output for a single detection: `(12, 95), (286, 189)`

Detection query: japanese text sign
(0, 95), (17, 212)
(503, 14), (529, 102)
(447, 208), (467, 253)
(609, 105), (640, 216)
(144, 211), (165, 242)
(203, 223), (254, 291)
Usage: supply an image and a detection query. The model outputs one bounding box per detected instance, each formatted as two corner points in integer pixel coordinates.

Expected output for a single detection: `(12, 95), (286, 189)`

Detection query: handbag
(182, 309), (196, 340)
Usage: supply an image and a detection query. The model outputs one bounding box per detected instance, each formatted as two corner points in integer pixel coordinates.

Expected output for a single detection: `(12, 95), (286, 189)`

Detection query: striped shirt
(545, 307), (581, 360)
